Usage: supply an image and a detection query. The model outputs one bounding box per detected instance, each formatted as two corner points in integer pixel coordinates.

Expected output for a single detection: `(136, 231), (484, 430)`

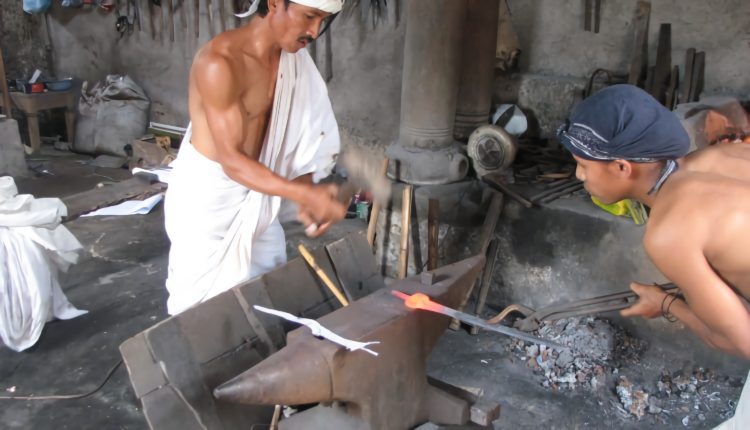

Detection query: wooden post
(398, 185), (413, 279)
(298, 244), (349, 307)
(0, 46), (12, 116)
(427, 199), (439, 271)
(367, 158), (390, 249)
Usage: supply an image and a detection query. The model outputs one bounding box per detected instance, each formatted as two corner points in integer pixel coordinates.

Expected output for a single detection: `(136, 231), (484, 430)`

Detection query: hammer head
(338, 148), (391, 205)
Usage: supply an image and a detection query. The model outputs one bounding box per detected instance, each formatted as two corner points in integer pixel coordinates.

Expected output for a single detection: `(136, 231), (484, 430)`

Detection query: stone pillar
(386, 0), (469, 185)
(454, 0), (500, 141)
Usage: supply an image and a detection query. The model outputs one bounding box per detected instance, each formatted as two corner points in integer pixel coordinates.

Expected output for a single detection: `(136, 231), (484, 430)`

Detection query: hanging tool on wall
(148, 0), (157, 39)
(218, 0), (227, 32)
(132, 0), (142, 32)
(114, 2), (135, 38)
(627, 1), (650, 87)
(167, 0), (175, 42)
(207, 0), (215, 37)
(194, 0), (200, 38)
(177, 0), (187, 37)
(583, 0), (601, 33)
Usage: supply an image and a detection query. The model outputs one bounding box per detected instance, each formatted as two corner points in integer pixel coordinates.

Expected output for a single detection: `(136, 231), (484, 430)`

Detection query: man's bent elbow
(734, 342), (750, 361)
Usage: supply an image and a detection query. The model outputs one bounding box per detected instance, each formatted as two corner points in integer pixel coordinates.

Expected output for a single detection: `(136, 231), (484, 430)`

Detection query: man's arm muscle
(194, 54), (309, 203)
(645, 226), (750, 359)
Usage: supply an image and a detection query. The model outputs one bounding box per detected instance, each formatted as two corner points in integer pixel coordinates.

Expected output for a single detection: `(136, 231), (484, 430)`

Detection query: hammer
(305, 147), (391, 237)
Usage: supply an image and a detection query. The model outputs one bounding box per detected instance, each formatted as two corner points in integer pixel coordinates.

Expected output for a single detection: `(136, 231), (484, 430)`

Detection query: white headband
(236, 0), (344, 18)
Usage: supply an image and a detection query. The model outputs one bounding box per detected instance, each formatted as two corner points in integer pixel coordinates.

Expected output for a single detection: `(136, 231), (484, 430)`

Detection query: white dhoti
(164, 49), (340, 315)
(0, 176), (87, 352)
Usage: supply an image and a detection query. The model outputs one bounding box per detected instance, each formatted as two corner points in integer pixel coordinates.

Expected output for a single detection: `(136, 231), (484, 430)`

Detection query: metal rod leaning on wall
(398, 185), (413, 279)
(450, 191), (504, 330)
(367, 158), (390, 249)
(427, 199), (439, 271)
(194, 0), (200, 38)
(470, 238), (501, 335)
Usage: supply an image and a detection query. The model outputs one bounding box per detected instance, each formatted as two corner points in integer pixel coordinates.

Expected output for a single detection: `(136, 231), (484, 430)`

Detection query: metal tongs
(489, 283), (679, 332)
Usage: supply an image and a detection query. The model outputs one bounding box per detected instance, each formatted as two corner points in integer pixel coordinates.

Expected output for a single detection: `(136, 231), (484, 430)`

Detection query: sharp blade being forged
(391, 291), (568, 350)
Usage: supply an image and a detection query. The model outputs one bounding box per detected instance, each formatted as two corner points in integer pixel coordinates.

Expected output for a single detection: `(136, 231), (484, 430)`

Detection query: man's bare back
(647, 158), (750, 298)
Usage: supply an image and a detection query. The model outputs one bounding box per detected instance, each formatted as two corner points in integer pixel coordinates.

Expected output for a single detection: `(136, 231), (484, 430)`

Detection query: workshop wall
(21, 0), (749, 146)
(0, 0), (49, 81)
(499, 0), (750, 138)
(42, 1), (405, 148)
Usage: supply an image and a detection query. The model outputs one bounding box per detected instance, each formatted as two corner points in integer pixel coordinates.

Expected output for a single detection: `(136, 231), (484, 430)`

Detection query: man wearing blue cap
(559, 84), (750, 426)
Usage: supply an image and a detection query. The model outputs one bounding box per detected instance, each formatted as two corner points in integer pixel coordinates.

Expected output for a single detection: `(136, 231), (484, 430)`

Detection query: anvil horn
(213, 340), (333, 405)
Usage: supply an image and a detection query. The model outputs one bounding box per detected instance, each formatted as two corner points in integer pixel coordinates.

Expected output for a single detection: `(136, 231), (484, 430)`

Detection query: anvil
(213, 255), (493, 429)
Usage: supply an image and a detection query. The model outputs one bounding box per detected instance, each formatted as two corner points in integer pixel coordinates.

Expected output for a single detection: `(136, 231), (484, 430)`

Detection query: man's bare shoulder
(645, 172), (750, 253)
(685, 142), (750, 182)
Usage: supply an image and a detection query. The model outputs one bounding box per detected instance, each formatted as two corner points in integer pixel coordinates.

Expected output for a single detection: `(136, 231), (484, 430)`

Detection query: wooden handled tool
(298, 244), (349, 307)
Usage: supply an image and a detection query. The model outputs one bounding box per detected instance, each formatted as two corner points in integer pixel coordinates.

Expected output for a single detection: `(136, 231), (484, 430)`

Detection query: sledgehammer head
(339, 148), (391, 205)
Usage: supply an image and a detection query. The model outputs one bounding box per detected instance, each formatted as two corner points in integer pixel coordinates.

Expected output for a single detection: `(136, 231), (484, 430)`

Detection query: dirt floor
(0, 148), (746, 429)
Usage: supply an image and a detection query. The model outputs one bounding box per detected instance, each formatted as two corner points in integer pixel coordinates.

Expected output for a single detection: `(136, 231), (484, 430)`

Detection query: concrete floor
(1, 151), (745, 429)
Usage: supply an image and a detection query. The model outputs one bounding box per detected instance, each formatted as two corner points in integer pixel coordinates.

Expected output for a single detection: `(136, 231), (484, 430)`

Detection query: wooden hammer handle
(298, 244), (349, 306)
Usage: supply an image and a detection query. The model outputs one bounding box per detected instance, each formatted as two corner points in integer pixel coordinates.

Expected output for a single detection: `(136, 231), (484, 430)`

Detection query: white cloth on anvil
(253, 305), (379, 356)
(0, 176), (87, 352)
(164, 48), (340, 315)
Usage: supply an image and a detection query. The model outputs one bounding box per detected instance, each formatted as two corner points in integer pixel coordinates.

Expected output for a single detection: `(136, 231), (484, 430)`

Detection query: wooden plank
(367, 158), (390, 249)
(427, 199), (440, 271)
(0, 45), (12, 116)
(680, 48), (696, 104)
(627, 1), (651, 87)
(326, 231), (386, 301)
(650, 23), (671, 104)
(61, 174), (166, 222)
(664, 65), (679, 110)
(398, 185), (413, 279)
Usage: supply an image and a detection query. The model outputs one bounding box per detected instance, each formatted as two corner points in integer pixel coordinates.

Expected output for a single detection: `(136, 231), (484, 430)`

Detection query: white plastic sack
(75, 75), (150, 157)
(0, 176), (87, 352)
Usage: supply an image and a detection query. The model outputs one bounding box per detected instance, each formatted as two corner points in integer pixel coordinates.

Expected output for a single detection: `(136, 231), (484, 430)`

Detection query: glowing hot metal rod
(391, 290), (567, 350)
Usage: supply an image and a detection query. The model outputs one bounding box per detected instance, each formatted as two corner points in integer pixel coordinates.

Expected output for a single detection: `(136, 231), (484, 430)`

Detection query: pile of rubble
(507, 316), (742, 425)
(615, 368), (742, 425)
(508, 316), (646, 391)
